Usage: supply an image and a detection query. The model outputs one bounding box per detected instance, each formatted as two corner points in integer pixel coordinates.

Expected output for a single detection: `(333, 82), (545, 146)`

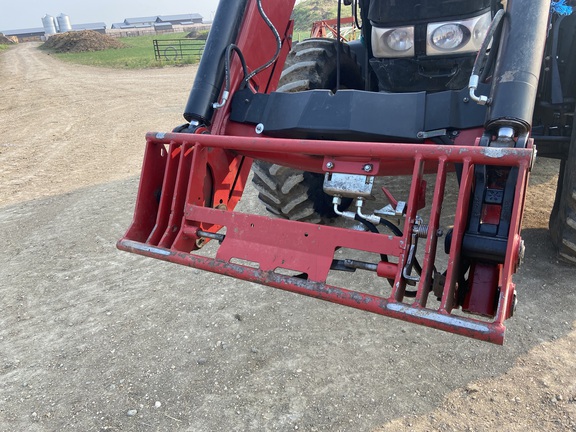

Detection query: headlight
(371, 10), (492, 59)
(431, 24), (467, 51)
(426, 10), (492, 56)
(387, 28), (414, 52)
(372, 26), (414, 58)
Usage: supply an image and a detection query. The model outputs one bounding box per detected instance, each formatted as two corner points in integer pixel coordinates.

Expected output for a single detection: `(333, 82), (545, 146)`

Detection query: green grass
(38, 27), (336, 69)
(46, 32), (205, 69)
(292, 0), (340, 31)
(293, 31), (311, 43)
(0, 44), (11, 53)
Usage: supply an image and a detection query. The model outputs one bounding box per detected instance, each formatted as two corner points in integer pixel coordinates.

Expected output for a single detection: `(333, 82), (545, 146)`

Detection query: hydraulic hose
(468, 8), (505, 105)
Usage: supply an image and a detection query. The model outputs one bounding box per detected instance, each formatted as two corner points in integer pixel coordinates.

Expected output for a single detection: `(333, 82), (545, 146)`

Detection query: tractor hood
(368, 0), (493, 25)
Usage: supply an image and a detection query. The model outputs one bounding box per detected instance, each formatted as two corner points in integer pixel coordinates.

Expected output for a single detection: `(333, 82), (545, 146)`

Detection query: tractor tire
(251, 39), (364, 222)
(549, 116), (576, 264)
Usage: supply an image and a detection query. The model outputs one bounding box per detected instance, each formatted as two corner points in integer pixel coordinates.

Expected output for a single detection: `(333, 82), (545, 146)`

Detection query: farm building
(1, 20), (107, 42)
(71, 23), (107, 34)
(111, 14), (203, 30)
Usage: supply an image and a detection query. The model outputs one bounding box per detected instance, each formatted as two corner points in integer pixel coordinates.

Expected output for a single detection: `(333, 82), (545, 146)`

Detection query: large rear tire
(251, 39), (364, 222)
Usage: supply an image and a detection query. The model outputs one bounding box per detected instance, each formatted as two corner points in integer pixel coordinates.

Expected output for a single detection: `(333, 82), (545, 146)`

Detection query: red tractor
(118, 0), (576, 344)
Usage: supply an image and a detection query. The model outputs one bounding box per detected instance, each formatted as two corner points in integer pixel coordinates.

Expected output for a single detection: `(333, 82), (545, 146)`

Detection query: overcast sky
(0, 0), (221, 31)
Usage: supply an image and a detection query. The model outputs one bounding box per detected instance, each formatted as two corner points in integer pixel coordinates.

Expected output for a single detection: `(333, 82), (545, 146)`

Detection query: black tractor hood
(368, 0), (493, 25)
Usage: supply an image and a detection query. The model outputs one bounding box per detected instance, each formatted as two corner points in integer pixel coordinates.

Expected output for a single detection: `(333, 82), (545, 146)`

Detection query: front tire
(251, 39), (363, 222)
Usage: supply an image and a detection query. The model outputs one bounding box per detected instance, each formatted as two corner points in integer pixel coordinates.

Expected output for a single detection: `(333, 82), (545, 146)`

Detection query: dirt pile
(41, 30), (124, 53)
(185, 27), (210, 40)
(0, 34), (16, 44)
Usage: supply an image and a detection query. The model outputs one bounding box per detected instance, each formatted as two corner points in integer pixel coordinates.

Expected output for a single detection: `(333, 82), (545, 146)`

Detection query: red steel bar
(146, 132), (534, 168)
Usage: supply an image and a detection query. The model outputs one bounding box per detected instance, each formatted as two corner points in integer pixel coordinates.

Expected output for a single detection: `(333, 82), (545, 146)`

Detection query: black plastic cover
(230, 85), (489, 141)
(368, 0), (492, 25)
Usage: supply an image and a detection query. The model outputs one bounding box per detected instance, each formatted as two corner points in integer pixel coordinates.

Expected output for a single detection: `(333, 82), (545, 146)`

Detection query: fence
(153, 38), (206, 62)
(106, 24), (211, 39)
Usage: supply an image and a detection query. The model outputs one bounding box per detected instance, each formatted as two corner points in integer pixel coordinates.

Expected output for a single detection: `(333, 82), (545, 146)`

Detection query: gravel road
(1, 43), (575, 432)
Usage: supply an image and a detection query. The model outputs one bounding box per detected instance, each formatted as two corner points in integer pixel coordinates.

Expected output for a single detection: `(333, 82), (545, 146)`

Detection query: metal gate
(153, 38), (206, 62)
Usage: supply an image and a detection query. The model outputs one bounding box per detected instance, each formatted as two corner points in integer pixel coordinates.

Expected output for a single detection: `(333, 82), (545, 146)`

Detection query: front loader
(118, 0), (576, 344)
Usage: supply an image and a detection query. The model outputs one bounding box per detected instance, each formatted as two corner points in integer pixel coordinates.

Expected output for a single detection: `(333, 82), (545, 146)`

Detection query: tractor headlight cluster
(426, 11), (491, 55)
(372, 10), (492, 58)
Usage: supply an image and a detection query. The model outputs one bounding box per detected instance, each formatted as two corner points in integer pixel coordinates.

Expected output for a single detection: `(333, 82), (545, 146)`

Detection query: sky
(0, 0), (221, 31)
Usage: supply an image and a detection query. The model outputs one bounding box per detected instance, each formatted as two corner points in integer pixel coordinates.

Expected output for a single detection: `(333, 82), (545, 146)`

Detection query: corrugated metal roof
(157, 14), (203, 23)
(122, 14), (203, 26)
(124, 16), (158, 25)
(1, 27), (44, 36)
(72, 23), (107, 31)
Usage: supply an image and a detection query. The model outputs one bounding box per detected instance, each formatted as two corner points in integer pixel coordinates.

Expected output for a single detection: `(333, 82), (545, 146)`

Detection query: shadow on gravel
(0, 178), (574, 432)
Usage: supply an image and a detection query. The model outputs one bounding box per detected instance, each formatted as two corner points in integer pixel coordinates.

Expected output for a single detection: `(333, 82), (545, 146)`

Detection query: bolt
(417, 132), (425, 139)
(255, 123), (264, 134)
(326, 162), (334, 169)
(463, 97), (470, 103)
(363, 164), (373, 173)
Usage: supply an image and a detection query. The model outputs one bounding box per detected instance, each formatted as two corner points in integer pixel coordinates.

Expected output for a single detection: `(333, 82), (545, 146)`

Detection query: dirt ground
(1, 43), (575, 432)
(41, 31), (125, 53)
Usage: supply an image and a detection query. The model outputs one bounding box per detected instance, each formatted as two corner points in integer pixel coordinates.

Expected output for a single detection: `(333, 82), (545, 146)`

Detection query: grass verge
(45, 33), (205, 69)
(0, 44), (11, 53)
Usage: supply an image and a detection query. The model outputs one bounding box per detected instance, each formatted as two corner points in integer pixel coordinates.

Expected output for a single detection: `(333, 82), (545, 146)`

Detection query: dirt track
(1, 43), (575, 431)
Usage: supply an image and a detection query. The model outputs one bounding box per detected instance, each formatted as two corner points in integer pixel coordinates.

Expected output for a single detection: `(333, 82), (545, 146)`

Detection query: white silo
(57, 14), (72, 33)
(42, 14), (58, 35)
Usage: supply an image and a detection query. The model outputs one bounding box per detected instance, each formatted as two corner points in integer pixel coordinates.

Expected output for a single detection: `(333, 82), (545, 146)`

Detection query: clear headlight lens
(431, 24), (466, 50)
(387, 28), (415, 52)
(372, 26), (414, 58)
(371, 10), (492, 58)
(426, 10), (492, 56)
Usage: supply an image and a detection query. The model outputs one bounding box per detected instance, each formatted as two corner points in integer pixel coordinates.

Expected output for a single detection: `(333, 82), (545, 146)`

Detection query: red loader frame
(118, 0), (535, 344)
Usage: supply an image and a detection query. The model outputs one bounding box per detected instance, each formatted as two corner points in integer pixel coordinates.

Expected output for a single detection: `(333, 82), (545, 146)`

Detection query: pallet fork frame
(118, 131), (533, 344)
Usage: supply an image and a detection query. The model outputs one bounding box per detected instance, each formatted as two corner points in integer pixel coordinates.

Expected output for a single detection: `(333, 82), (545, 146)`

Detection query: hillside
(292, 0), (343, 31)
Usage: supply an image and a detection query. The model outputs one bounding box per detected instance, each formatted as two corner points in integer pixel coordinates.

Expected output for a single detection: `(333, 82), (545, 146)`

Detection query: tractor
(118, 0), (576, 344)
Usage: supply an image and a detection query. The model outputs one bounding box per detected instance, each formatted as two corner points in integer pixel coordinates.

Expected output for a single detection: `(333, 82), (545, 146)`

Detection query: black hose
(379, 217), (403, 237)
(472, 8), (505, 78)
(224, 44), (249, 93)
(355, 214), (414, 292)
(353, 0), (362, 30)
(216, 0), (281, 108)
(354, 214), (387, 263)
(377, 216), (420, 296)
(244, 0), (282, 85)
(354, 214), (379, 233)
